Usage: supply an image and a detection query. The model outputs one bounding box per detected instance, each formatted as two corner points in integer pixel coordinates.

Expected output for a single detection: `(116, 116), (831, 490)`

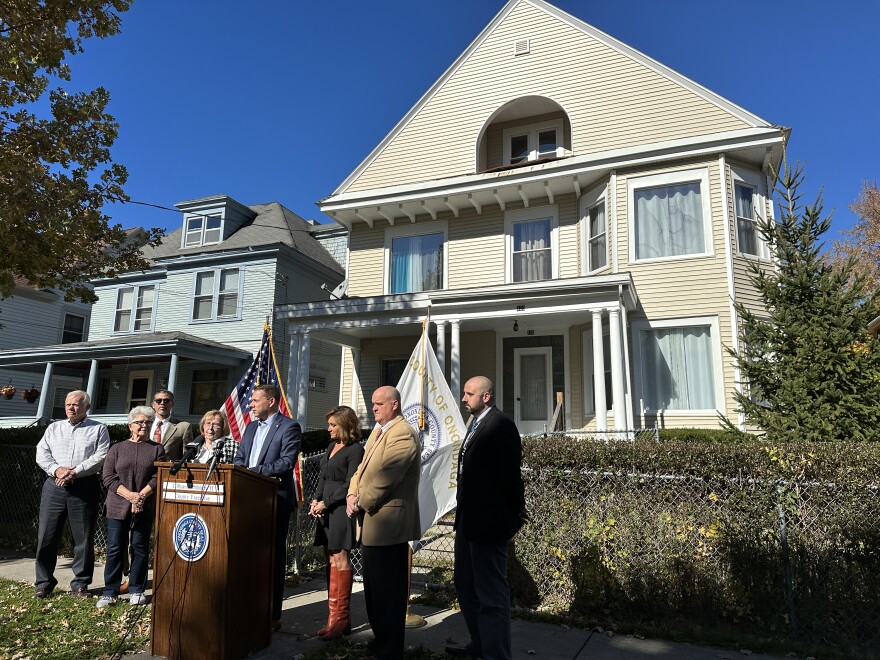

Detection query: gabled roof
(332, 0), (773, 197)
(142, 202), (344, 275)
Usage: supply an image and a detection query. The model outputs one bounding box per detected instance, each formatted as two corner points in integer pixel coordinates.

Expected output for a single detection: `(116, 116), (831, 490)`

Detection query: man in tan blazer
(347, 386), (420, 660)
(150, 390), (193, 461)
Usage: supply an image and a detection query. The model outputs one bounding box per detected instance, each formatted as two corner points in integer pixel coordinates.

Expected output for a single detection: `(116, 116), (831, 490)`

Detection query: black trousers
(454, 528), (512, 660)
(35, 476), (100, 592)
(272, 497), (293, 620)
(362, 542), (409, 660)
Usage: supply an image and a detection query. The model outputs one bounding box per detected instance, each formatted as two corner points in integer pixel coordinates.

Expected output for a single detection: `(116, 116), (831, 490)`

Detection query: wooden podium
(151, 463), (278, 660)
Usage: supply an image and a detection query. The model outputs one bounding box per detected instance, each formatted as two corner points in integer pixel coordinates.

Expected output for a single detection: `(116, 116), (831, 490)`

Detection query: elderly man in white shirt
(34, 390), (110, 598)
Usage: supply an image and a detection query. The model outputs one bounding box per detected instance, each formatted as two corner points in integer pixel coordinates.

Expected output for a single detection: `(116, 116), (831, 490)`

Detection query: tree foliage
(0, 0), (162, 303)
(726, 162), (880, 442)
(829, 180), (880, 292)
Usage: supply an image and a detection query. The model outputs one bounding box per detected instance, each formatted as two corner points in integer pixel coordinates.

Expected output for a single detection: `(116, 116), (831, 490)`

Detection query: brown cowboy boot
(321, 567), (352, 640)
(317, 565), (337, 637)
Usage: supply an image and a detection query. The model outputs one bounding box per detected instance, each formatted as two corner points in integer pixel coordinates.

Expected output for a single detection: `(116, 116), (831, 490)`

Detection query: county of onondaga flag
(396, 328), (466, 539)
(223, 322), (304, 503)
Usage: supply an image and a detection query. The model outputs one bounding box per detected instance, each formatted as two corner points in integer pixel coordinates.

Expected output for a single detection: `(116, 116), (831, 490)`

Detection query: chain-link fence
(3, 434), (878, 656)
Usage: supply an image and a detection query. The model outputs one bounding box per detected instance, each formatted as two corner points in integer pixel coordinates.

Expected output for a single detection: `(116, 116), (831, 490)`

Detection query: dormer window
(503, 119), (564, 165)
(184, 214), (222, 248)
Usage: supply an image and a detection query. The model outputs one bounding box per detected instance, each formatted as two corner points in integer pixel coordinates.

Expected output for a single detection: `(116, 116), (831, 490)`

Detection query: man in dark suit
(346, 386), (420, 660)
(150, 390), (193, 461)
(447, 376), (525, 660)
(233, 384), (301, 631)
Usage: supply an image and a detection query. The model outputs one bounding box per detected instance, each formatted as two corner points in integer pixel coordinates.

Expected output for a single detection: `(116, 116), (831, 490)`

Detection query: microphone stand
(170, 438), (205, 476)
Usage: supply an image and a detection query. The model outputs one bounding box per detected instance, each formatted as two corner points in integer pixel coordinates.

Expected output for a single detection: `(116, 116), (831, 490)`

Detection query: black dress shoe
(34, 587), (52, 599)
(71, 587), (91, 598)
(444, 643), (481, 657)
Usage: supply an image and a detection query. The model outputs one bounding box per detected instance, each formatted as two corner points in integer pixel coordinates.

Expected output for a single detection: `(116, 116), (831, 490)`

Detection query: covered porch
(277, 274), (639, 432)
(0, 332), (251, 427)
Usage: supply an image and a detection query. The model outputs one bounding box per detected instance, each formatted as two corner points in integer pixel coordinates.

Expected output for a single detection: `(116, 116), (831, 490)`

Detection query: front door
(513, 347), (553, 434)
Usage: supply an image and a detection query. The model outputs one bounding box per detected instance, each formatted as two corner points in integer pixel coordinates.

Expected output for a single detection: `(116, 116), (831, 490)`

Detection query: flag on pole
(396, 321), (466, 540)
(223, 322), (304, 503)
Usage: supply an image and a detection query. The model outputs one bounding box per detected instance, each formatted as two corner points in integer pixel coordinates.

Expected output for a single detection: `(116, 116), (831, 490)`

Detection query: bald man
(448, 377), (525, 660)
(347, 386), (420, 660)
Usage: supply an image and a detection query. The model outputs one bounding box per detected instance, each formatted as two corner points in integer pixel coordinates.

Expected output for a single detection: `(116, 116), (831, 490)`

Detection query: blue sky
(67, 0), (879, 244)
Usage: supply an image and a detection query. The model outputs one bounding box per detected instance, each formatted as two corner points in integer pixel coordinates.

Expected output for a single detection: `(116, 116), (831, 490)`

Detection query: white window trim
(181, 212), (224, 249)
(630, 315), (724, 416)
(627, 167), (713, 264)
(731, 166), (771, 261)
(580, 184), (609, 275)
(112, 284), (158, 335)
(502, 118), (565, 165)
(504, 204), (559, 284)
(383, 220), (449, 295)
(189, 267), (244, 323)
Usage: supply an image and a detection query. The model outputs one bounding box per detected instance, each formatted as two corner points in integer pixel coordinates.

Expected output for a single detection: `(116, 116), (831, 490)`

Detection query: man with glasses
(34, 390), (110, 598)
(233, 384), (301, 632)
(150, 390), (193, 461)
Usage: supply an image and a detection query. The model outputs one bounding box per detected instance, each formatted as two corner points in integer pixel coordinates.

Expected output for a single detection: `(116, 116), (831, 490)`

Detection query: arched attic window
(476, 96), (572, 173)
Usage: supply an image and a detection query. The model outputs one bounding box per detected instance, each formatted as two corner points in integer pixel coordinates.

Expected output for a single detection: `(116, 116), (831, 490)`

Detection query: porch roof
(276, 274), (637, 345)
(0, 332), (252, 369)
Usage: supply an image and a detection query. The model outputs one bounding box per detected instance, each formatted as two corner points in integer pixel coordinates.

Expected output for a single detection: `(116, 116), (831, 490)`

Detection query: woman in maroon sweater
(97, 406), (166, 608)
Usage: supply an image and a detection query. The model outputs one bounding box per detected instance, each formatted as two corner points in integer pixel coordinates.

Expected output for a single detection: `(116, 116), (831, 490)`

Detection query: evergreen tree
(727, 163), (880, 442)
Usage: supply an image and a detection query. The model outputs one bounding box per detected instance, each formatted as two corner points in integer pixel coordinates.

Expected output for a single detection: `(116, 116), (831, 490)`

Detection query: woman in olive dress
(308, 405), (364, 640)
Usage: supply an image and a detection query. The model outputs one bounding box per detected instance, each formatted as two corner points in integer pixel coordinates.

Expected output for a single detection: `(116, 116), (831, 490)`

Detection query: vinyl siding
(345, 1), (751, 193)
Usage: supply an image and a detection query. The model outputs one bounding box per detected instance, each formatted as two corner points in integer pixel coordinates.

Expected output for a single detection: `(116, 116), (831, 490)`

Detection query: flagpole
(407, 311), (430, 629)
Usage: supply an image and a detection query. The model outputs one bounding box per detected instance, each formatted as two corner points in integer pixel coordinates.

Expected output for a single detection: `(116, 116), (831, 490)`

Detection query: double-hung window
(61, 313), (87, 343)
(732, 168), (770, 259)
(386, 222), (446, 294)
(192, 268), (241, 321)
(183, 214), (222, 248)
(633, 317), (721, 412)
(629, 168), (712, 262)
(581, 184), (608, 273)
(503, 119), (564, 165)
(114, 285), (155, 333)
(505, 206), (558, 283)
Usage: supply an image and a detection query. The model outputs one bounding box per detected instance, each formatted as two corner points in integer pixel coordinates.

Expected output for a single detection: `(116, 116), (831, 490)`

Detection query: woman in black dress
(309, 405), (364, 640)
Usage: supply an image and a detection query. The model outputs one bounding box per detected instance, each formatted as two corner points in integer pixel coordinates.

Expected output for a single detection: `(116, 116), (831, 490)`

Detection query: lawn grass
(0, 578), (149, 660)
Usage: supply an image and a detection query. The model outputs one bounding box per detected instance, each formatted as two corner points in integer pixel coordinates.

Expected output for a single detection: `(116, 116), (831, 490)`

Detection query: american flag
(223, 322), (303, 503)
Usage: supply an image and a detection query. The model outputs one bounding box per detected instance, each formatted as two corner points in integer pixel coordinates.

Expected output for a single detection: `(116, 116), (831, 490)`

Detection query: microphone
(205, 438), (226, 481)
(170, 437), (205, 476)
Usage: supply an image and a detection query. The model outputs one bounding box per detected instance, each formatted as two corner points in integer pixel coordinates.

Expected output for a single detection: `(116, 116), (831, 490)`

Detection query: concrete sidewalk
(0, 551), (785, 659)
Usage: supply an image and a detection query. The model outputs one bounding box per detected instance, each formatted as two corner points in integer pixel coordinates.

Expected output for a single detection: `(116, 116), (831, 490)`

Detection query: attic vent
(514, 39), (530, 56)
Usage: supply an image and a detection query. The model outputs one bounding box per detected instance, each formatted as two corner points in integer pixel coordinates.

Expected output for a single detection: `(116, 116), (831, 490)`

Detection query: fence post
(776, 484), (798, 637)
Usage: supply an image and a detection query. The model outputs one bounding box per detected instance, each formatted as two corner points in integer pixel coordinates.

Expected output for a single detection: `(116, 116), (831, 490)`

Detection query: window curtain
(391, 233), (443, 294)
(735, 184), (767, 257)
(589, 203), (606, 270)
(640, 326), (714, 410)
(634, 183), (704, 259)
(513, 219), (551, 281)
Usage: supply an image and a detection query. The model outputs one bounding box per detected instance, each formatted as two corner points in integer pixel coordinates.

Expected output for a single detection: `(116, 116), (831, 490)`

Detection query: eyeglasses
(130, 420), (150, 426)
(153, 398), (172, 404)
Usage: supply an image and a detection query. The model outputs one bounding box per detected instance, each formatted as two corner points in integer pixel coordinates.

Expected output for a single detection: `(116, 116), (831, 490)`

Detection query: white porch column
(591, 311), (607, 431)
(295, 332), (311, 429)
(349, 347), (361, 412)
(287, 332), (302, 413)
(450, 320), (461, 398)
(36, 362), (54, 422)
(167, 353), (179, 395)
(436, 321), (447, 374)
(608, 306), (627, 431)
(86, 359), (99, 404)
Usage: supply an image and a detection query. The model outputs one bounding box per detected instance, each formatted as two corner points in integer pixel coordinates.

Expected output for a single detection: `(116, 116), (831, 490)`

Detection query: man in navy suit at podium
(233, 384), (301, 631)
